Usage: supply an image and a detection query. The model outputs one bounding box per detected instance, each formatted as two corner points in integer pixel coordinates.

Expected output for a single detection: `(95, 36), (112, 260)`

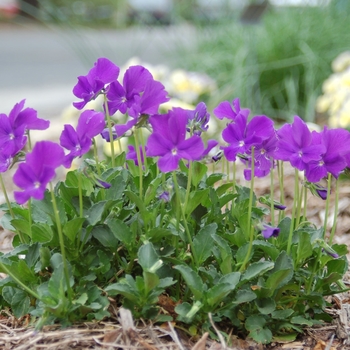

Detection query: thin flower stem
(329, 177), (339, 245)
(0, 174), (27, 244)
(278, 161), (285, 221)
(92, 138), (101, 176)
(239, 147), (255, 272)
(0, 261), (40, 300)
(287, 168), (299, 255)
(323, 173), (332, 240)
(49, 182), (72, 301)
(134, 129), (143, 199)
(302, 185), (307, 220)
(172, 172), (197, 268)
(77, 171), (84, 251)
(103, 95), (115, 168)
(139, 130), (148, 173)
(270, 158), (275, 226)
(184, 161), (193, 215)
(0, 173), (15, 219)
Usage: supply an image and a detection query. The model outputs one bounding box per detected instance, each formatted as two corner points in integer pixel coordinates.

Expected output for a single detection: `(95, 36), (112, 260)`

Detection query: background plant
(180, 0), (350, 123)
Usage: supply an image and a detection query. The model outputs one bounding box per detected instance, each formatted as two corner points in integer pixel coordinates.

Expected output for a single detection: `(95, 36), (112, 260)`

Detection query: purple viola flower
(0, 153), (13, 173)
(107, 65), (153, 115)
(13, 141), (65, 204)
(305, 127), (350, 182)
(146, 108), (205, 172)
(60, 110), (105, 168)
(114, 77), (169, 137)
(0, 113), (27, 157)
(73, 58), (120, 110)
(186, 102), (210, 136)
(158, 191), (170, 202)
(201, 139), (219, 159)
(126, 145), (147, 166)
(243, 131), (278, 180)
(222, 114), (275, 162)
(213, 98), (250, 122)
(261, 224), (280, 239)
(8, 99), (49, 131)
(274, 116), (325, 171)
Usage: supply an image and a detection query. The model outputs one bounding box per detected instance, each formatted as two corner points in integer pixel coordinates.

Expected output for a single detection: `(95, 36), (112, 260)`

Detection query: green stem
(139, 130), (148, 173)
(77, 171), (84, 251)
(329, 177), (339, 245)
(278, 161), (285, 221)
(184, 161), (193, 215)
(49, 183), (72, 301)
(239, 147), (255, 272)
(0, 261), (39, 299)
(0, 174), (27, 244)
(103, 95), (115, 167)
(92, 138), (101, 176)
(134, 129), (143, 199)
(323, 173), (332, 240)
(270, 158), (275, 226)
(172, 172), (197, 267)
(287, 168), (299, 255)
(302, 185), (307, 221)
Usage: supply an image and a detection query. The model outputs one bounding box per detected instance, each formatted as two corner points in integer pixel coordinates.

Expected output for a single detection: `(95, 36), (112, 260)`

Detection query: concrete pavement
(0, 22), (196, 119)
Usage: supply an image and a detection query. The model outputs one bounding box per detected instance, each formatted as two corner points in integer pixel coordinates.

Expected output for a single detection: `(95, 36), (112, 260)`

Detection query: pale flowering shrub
(316, 51), (350, 128)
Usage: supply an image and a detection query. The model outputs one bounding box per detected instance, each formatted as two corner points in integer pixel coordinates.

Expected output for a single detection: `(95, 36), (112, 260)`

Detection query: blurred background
(0, 0), (349, 126)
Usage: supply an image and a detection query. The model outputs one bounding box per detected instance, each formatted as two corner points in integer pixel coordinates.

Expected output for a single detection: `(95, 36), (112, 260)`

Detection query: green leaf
(255, 298), (276, 314)
(91, 225), (119, 249)
(65, 170), (94, 195)
(105, 174), (126, 200)
(290, 316), (313, 326)
(63, 218), (85, 242)
(241, 261), (274, 283)
(185, 189), (210, 216)
(2, 287), (30, 318)
(138, 243), (160, 272)
(105, 279), (139, 303)
(232, 289), (257, 305)
(143, 271), (160, 296)
(193, 223), (216, 265)
(10, 218), (31, 237)
(86, 201), (110, 226)
(249, 327), (273, 344)
(191, 161), (208, 187)
(253, 240), (280, 261)
(296, 231), (313, 262)
(174, 265), (204, 300)
(144, 174), (163, 206)
(265, 269), (294, 295)
(31, 223), (53, 243)
(146, 227), (174, 242)
(105, 217), (133, 246)
(271, 309), (294, 319)
(124, 190), (152, 225)
(206, 283), (233, 307)
(206, 173), (225, 187)
(245, 315), (272, 344)
(267, 251), (294, 291)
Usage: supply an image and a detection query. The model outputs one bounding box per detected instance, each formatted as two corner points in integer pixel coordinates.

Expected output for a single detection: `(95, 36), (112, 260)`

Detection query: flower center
(298, 150), (303, 157)
(260, 149), (266, 155)
(238, 140), (245, 147)
(318, 160), (325, 166)
(34, 181), (40, 189)
(9, 133), (15, 140)
(172, 148), (178, 155)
